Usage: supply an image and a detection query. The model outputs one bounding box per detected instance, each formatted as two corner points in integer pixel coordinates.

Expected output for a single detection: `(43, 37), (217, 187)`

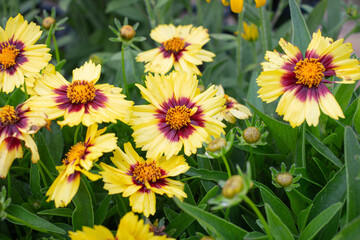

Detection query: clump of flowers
(241, 22), (259, 42)
(270, 163), (301, 192)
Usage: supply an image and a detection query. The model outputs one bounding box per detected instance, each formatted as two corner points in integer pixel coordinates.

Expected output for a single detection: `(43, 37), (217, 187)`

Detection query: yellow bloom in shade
(241, 22), (258, 42)
(257, 30), (360, 127)
(136, 24), (215, 75)
(46, 124), (117, 208)
(131, 71), (226, 159)
(222, 0), (266, 13)
(0, 103), (47, 178)
(0, 14), (51, 93)
(69, 212), (171, 240)
(100, 142), (190, 217)
(215, 85), (252, 123)
(27, 60), (133, 127)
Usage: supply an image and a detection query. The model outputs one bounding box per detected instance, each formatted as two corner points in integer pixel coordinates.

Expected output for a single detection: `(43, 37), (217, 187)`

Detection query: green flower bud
(222, 175), (244, 199)
(42, 17), (56, 30)
(206, 138), (226, 152)
(276, 172), (293, 187)
(201, 237), (215, 240)
(243, 127), (260, 143)
(120, 25), (136, 40)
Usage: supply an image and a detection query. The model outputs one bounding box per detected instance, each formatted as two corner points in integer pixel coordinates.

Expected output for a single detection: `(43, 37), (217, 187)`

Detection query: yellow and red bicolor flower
(0, 14), (51, 93)
(46, 124), (117, 208)
(136, 24), (215, 75)
(0, 104), (47, 178)
(257, 30), (360, 127)
(221, 0), (266, 13)
(131, 71), (226, 159)
(100, 142), (189, 217)
(69, 211), (172, 240)
(27, 61), (133, 127)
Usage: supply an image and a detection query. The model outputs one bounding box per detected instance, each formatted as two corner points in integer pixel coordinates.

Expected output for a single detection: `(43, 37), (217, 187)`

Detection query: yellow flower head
(0, 103), (47, 178)
(131, 71), (226, 159)
(222, 0), (266, 13)
(100, 142), (190, 217)
(27, 60), (133, 127)
(136, 24), (215, 75)
(46, 124), (117, 207)
(257, 30), (360, 127)
(241, 22), (258, 42)
(69, 211), (172, 240)
(0, 14), (51, 93)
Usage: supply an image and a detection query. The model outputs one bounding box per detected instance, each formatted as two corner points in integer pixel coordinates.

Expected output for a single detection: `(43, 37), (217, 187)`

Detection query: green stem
(74, 124), (81, 144)
(249, 147), (256, 180)
(52, 33), (60, 63)
(37, 162), (49, 187)
(144, 0), (156, 28)
(259, 5), (271, 52)
(7, 171), (11, 199)
(45, 24), (54, 49)
(301, 123), (306, 168)
(243, 196), (273, 240)
(121, 45), (129, 97)
(195, 0), (204, 26)
(251, 41), (257, 65)
(236, 12), (244, 88)
(38, 160), (55, 181)
(221, 155), (232, 179)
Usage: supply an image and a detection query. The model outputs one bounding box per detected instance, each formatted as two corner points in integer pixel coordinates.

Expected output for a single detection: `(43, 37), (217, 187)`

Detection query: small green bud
(120, 25), (136, 40)
(243, 127), (261, 143)
(206, 138), (226, 152)
(222, 175), (244, 199)
(276, 172), (293, 187)
(42, 17), (56, 30)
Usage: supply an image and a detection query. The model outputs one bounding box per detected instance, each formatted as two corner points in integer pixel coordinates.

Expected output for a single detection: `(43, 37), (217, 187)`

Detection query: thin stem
(301, 123), (306, 168)
(45, 24), (54, 49)
(7, 171), (11, 199)
(38, 160), (55, 181)
(236, 12), (244, 88)
(221, 155), (232, 179)
(52, 33), (60, 63)
(144, 0), (156, 28)
(251, 41), (257, 65)
(259, 6), (270, 52)
(195, 0), (204, 26)
(74, 124), (81, 144)
(37, 162), (49, 187)
(243, 196), (273, 240)
(121, 45), (129, 97)
(23, 79), (29, 100)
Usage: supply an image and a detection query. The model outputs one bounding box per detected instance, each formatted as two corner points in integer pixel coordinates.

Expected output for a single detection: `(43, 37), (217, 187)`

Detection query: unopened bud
(222, 175), (244, 199)
(243, 127), (260, 143)
(120, 25), (136, 40)
(207, 138), (226, 152)
(42, 17), (56, 30)
(276, 172), (293, 187)
(201, 237), (215, 240)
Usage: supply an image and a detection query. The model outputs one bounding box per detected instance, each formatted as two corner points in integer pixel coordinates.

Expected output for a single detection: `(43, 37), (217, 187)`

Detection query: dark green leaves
(289, 0), (311, 54)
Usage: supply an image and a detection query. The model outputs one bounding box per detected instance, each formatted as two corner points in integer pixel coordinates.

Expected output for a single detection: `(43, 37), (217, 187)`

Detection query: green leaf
(166, 212), (195, 238)
(211, 33), (236, 41)
(289, 0), (311, 54)
(333, 83), (355, 112)
(306, 0), (328, 33)
(298, 204), (313, 232)
(184, 167), (227, 182)
(6, 205), (66, 234)
(299, 202), (342, 240)
(244, 231), (268, 240)
(198, 186), (219, 206)
(173, 198), (247, 240)
(353, 98), (360, 135)
(265, 204), (294, 240)
(94, 195), (111, 225)
(246, 71), (263, 112)
(333, 216), (360, 240)
(72, 178), (94, 230)
(37, 208), (73, 218)
(326, 0), (342, 38)
(305, 130), (343, 168)
(286, 189), (310, 217)
(30, 163), (41, 195)
(344, 127), (360, 223)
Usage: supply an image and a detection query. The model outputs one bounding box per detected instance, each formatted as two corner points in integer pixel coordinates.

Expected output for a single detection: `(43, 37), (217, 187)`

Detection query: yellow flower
(0, 103), (47, 178)
(215, 85), (251, 123)
(0, 14), (51, 93)
(69, 211), (171, 240)
(131, 71), (226, 159)
(27, 60), (133, 127)
(257, 30), (360, 127)
(46, 124), (117, 207)
(21, 64), (55, 96)
(222, 0), (266, 13)
(100, 142), (189, 217)
(241, 22), (258, 42)
(136, 24), (215, 75)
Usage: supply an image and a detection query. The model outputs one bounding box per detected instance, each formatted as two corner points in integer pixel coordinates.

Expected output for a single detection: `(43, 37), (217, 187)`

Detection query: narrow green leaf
(333, 216), (360, 240)
(353, 98), (360, 135)
(286, 189), (310, 217)
(166, 212), (195, 238)
(184, 167), (227, 182)
(333, 83), (355, 112)
(211, 33), (236, 41)
(299, 202), (342, 240)
(306, 0), (328, 33)
(345, 127), (360, 223)
(326, 0), (342, 38)
(265, 204), (294, 240)
(244, 231), (268, 240)
(94, 195), (111, 225)
(246, 71), (263, 112)
(198, 186), (219, 206)
(298, 204), (313, 232)
(37, 208), (73, 218)
(30, 163), (41, 195)
(72, 178), (94, 230)
(174, 198), (247, 240)
(289, 0), (311, 54)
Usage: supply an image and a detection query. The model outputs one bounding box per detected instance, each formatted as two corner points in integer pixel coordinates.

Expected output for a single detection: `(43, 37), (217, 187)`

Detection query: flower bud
(207, 138), (226, 152)
(243, 127), (260, 143)
(201, 237), (214, 240)
(222, 175), (244, 199)
(276, 172), (293, 187)
(120, 25), (136, 40)
(89, 54), (103, 65)
(42, 17), (56, 30)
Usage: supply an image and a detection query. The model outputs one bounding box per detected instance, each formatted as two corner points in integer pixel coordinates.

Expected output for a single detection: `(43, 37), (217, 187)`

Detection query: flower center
(166, 105), (192, 130)
(0, 44), (20, 69)
(163, 37), (185, 53)
(63, 142), (86, 164)
(133, 161), (162, 183)
(294, 58), (325, 88)
(0, 105), (19, 126)
(67, 80), (96, 104)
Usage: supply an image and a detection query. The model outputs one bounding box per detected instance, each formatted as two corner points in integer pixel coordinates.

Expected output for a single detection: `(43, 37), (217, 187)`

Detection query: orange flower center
(166, 105), (191, 130)
(133, 161), (162, 183)
(0, 44), (19, 69)
(0, 105), (19, 126)
(163, 37), (185, 53)
(67, 80), (96, 104)
(294, 58), (325, 88)
(63, 142), (86, 164)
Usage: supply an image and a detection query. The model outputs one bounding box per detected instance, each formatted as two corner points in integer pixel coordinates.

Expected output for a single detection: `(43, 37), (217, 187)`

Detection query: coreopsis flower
(0, 14), (51, 93)
(257, 30), (360, 127)
(136, 24), (215, 75)
(21, 64), (55, 96)
(69, 212), (171, 240)
(100, 142), (189, 217)
(215, 85), (251, 123)
(27, 60), (133, 127)
(221, 0), (266, 13)
(241, 22), (258, 42)
(131, 71), (226, 159)
(46, 124), (117, 208)
(0, 104), (47, 178)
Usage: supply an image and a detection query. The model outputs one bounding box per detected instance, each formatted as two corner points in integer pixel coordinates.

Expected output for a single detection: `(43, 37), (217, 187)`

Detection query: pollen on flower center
(133, 161), (162, 183)
(294, 58), (325, 88)
(163, 37), (185, 53)
(63, 142), (86, 164)
(0, 44), (20, 69)
(0, 105), (19, 126)
(166, 105), (192, 130)
(67, 80), (96, 104)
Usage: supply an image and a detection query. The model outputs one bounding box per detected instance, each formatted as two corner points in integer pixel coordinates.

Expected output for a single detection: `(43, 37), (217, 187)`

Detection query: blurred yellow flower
(241, 22), (258, 42)
(222, 0), (266, 13)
